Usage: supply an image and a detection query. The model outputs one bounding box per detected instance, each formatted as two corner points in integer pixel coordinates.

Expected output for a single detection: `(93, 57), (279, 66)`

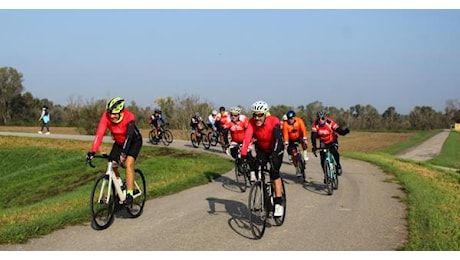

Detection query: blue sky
(1, 6), (460, 114)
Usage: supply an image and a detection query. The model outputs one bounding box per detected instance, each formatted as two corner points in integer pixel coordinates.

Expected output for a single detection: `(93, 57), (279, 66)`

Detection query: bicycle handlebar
(86, 153), (110, 168)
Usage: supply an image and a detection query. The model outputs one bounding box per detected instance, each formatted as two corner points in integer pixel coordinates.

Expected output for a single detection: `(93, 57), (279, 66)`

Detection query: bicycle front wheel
(248, 181), (267, 239)
(324, 161), (334, 195)
(273, 179), (287, 226)
(126, 169), (146, 218)
(297, 153), (306, 183)
(333, 166), (339, 190)
(201, 134), (211, 149)
(208, 132), (218, 146)
(163, 129), (174, 144)
(90, 174), (116, 230)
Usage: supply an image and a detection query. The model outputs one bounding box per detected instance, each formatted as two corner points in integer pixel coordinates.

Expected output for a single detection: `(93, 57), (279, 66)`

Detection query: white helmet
(282, 114), (288, 121)
(251, 100), (269, 113)
(229, 106), (242, 114)
(211, 110), (218, 115)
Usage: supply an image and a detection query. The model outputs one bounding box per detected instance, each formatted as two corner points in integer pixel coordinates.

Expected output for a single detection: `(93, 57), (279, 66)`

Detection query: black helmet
(317, 110), (327, 119)
(154, 109), (161, 114)
(219, 106), (225, 112)
(286, 110), (296, 119)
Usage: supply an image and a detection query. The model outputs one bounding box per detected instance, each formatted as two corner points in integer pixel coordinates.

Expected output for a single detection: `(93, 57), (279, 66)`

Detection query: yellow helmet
(106, 97), (125, 114)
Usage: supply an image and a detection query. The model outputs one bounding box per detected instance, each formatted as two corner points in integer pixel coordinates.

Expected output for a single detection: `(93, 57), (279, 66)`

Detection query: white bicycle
(87, 153), (146, 230)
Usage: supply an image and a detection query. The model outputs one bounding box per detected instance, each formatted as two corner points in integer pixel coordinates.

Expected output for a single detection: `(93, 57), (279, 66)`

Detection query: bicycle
(247, 155), (286, 239)
(288, 141), (307, 183)
(313, 145), (339, 195)
(190, 129), (211, 149)
(208, 128), (219, 147)
(231, 143), (252, 192)
(87, 153), (146, 230)
(149, 123), (173, 146)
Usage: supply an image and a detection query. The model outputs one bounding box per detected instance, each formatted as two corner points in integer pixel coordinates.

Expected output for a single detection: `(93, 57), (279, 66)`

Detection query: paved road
(0, 130), (448, 250)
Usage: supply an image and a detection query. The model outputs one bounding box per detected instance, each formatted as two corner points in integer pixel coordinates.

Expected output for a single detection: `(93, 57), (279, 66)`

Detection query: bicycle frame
(96, 159), (144, 205)
(319, 146), (339, 195)
(247, 156), (286, 239)
(89, 154), (147, 230)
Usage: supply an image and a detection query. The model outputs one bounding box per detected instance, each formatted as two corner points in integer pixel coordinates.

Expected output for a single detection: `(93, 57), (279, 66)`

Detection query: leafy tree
(0, 67), (24, 125)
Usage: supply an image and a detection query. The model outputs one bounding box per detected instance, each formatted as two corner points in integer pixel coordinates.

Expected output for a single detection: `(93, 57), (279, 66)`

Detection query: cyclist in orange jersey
(282, 110), (309, 176)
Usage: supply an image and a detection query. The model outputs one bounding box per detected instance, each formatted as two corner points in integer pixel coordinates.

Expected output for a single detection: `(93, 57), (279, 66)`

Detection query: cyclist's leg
(269, 151), (284, 216)
(300, 137), (309, 160)
(319, 148), (327, 183)
(222, 128), (230, 147)
(330, 144), (342, 174)
(124, 137), (142, 201)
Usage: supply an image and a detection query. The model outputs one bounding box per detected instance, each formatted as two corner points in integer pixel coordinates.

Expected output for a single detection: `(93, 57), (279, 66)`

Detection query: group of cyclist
(85, 96), (350, 216)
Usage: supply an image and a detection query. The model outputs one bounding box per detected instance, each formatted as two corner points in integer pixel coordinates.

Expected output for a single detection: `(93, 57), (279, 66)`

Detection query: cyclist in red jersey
(311, 110), (349, 182)
(222, 106), (251, 159)
(215, 106), (231, 148)
(86, 97), (143, 206)
(240, 100), (285, 217)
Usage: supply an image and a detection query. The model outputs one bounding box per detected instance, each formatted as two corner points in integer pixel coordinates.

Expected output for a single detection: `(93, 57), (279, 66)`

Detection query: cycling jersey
(190, 116), (206, 131)
(241, 115), (284, 156)
(215, 111), (230, 129)
(311, 118), (339, 145)
(222, 114), (249, 143)
(91, 109), (142, 153)
(282, 116), (308, 142)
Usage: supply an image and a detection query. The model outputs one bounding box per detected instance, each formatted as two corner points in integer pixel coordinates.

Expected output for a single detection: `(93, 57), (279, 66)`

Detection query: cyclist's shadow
(206, 197), (254, 239)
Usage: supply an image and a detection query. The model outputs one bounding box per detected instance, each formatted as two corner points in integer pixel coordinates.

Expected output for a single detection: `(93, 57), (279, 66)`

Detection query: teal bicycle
(313, 145), (339, 195)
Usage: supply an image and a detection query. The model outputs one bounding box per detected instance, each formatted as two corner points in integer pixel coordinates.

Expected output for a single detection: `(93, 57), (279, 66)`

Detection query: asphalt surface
(0, 130), (450, 251)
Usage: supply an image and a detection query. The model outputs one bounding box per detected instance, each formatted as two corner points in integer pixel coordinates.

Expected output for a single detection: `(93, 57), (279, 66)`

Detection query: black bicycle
(190, 129), (211, 149)
(149, 123), (173, 146)
(288, 141), (307, 182)
(233, 144), (253, 192)
(247, 156), (286, 239)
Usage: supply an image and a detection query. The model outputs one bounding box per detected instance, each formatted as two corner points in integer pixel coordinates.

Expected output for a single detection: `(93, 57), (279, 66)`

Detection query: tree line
(1, 66), (459, 134)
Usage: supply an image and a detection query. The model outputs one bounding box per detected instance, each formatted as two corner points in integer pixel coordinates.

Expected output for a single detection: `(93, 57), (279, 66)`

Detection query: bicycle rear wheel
(90, 174), (116, 230)
(273, 179), (287, 226)
(324, 161), (334, 195)
(297, 153), (306, 183)
(149, 130), (158, 144)
(234, 159), (248, 192)
(126, 169), (146, 217)
(190, 133), (199, 148)
(248, 181), (267, 239)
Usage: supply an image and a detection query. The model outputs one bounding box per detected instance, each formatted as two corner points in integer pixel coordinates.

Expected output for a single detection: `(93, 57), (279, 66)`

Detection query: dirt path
(397, 129), (450, 161)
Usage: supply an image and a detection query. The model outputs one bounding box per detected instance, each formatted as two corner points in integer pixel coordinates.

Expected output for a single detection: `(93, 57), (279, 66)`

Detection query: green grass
(0, 140), (233, 244)
(427, 130), (460, 170)
(344, 130), (460, 250)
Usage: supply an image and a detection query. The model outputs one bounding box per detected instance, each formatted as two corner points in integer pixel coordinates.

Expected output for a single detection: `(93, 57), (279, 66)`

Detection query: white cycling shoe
(274, 204), (284, 217)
